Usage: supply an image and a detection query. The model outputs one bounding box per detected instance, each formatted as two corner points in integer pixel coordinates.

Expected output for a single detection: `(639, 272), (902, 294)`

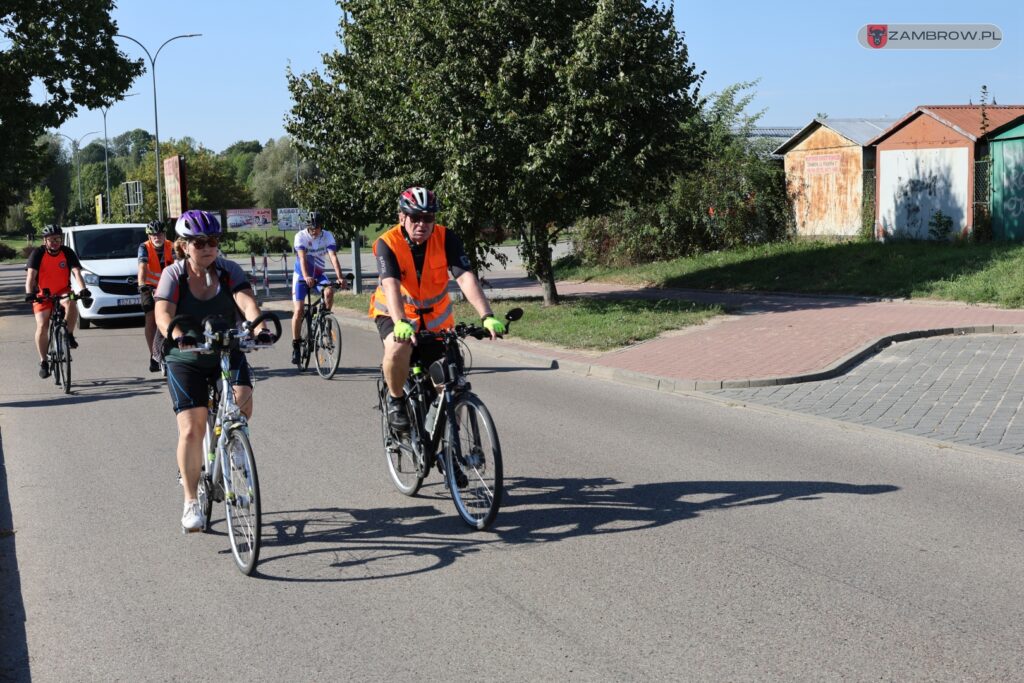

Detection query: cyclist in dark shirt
(24, 225), (91, 379)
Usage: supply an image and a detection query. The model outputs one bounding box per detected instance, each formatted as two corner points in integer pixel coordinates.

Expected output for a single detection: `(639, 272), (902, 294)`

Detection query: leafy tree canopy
(287, 0), (703, 303)
(0, 0), (143, 213)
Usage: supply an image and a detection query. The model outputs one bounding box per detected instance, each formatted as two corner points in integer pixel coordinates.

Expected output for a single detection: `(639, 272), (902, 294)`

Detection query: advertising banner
(276, 208), (309, 230)
(225, 208), (273, 230)
(163, 155), (188, 219)
(95, 194), (104, 224)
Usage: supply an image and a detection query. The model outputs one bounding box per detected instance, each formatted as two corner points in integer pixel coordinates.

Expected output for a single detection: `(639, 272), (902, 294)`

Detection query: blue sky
(56, 0), (1023, 153)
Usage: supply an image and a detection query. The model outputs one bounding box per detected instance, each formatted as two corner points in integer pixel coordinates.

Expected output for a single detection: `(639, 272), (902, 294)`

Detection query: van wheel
(79, 319), (91, 329)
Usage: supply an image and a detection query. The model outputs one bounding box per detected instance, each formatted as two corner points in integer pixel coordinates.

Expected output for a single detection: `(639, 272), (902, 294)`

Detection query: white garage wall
(878, 147), (969, 239)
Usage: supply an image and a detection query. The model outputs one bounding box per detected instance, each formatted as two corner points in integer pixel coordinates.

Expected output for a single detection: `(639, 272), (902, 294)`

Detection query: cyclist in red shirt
(24, 225), (91, 378)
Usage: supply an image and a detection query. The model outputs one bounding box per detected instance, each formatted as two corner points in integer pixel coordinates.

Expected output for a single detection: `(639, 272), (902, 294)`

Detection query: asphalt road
(2, 262), (1024, 680)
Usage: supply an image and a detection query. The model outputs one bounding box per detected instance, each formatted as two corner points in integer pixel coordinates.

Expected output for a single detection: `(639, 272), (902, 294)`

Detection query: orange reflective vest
(142, 240), (174, 287)
(368, 224), (454, 331)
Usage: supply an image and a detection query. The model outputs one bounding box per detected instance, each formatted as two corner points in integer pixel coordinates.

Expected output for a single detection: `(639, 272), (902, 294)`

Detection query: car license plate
(118, 297), (141, 306)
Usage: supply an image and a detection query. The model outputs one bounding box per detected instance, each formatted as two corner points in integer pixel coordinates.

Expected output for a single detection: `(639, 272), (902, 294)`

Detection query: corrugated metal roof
(823, 119), (897, 146)
(773, 118), (897, 156)
(868, 105), (1024, 145)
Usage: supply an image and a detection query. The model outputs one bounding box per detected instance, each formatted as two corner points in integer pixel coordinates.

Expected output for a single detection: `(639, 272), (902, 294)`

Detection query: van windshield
(73, 227), (148, 260)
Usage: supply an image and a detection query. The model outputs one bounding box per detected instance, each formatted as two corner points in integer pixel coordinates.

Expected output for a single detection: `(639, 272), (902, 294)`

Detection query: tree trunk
(523, 222), (559, 306)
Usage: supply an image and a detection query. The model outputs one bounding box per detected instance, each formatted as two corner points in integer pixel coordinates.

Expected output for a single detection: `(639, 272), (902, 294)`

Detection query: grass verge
(332, 293), (722, 351)
(556, 240), (1024, 307)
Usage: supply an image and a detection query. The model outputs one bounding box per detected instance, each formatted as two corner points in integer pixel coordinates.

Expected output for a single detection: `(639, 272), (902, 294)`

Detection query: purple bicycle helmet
(175, 210), (222, 239)
(398, 187), (440, 215)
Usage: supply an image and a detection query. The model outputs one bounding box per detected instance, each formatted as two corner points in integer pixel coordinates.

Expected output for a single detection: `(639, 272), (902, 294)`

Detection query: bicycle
(167, 311), (281, 575)
(296, 276), (351, 379)
(377, 308), (523, 529)
(35, 289), (88, 394)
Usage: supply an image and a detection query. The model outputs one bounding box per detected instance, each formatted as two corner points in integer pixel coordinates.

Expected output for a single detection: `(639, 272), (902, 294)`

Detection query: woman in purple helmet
(154, 210), (276, 533)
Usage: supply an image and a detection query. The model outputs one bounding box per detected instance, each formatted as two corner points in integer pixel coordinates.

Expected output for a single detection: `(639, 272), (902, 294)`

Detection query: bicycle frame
(201, 351), (250, 503)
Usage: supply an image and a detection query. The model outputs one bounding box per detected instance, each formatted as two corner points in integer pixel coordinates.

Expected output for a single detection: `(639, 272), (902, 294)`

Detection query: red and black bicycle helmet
(398, 187), (440, 215)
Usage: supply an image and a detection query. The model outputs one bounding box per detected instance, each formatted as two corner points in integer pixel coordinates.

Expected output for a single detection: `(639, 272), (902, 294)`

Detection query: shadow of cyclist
(248, 476), (898, 581)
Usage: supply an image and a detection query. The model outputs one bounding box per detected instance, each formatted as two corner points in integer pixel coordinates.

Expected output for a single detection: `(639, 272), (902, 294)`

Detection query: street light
(56, 131), (100, 212)
(115, 32), (201, 222)
(100, 93), (137, 221)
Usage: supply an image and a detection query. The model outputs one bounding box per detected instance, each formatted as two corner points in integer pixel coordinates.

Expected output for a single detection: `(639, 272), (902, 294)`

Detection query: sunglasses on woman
(189, 236), (220, 249)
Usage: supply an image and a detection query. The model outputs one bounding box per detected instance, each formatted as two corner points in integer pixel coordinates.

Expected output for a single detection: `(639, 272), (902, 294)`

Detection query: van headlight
(82, 270), (99, 286)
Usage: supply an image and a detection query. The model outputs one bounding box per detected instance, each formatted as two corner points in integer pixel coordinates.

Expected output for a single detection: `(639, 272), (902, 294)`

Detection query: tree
(0, 0), (143, 215)
(287, 0), (703, 303)
(248, 137), (309, 211)
(26, 186), (56, 231)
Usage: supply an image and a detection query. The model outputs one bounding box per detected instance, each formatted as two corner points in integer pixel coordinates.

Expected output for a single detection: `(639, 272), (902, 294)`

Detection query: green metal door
(993, 137), (1024, 240)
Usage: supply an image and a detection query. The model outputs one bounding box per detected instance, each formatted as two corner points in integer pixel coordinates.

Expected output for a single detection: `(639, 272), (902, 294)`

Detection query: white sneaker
(181, 499), (205, 533)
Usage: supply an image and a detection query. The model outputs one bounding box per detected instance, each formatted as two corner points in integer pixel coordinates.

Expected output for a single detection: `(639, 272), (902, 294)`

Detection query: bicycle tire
(59, 326), (71, 394)
(314, 314), (343, 379)
(46, 323), (60, 387)
(457, 338), (473, 374)
(445, 393), (503, 530)
(380, 382), (424, 496)
(224, 428), (261, 575)
(298, 315), (312, 370)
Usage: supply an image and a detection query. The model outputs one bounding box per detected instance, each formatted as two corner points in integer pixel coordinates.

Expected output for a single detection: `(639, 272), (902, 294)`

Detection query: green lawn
(332, 293), (722, 351)
(556, 240), (1024, 308)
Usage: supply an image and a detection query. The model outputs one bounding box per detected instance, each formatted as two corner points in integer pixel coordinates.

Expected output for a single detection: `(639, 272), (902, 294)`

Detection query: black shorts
(165, 353), (253, 414)
(140, 287), (156, 312)
(374, 316), (446, 368)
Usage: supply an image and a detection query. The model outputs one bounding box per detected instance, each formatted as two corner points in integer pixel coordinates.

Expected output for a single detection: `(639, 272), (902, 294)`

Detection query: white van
(64, 223), (149, 327)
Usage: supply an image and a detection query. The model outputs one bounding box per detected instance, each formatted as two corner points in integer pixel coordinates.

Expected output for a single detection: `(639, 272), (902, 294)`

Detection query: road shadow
(0, 376), (163, 409)
(249, 476), (898, 582)
(0, 433), (30, 682)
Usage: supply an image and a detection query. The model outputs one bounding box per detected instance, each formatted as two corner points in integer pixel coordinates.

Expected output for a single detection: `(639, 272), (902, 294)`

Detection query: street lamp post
(115, 32), (201, 222)
(100, 93), (137, 221)
(56, 131), (100, 212)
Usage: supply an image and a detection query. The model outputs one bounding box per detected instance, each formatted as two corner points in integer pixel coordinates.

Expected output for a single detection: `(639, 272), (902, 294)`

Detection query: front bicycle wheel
(59, 327), (71, 394)
(223, 428), (261, 575)
(298, 316), (312, 370)
(457, 338), (473, 374)
(445, 394), (503, 529)
(314, 314), (343, 379)
(380, 381), (423, 496)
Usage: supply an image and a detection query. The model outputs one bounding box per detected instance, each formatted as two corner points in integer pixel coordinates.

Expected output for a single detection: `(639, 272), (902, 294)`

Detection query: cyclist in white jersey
(291, 210), (345, 365)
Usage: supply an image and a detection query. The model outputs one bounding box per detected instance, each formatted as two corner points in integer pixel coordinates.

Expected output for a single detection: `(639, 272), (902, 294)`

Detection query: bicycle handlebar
(165, 312), (282, 353)
(413, 307), (524, 342)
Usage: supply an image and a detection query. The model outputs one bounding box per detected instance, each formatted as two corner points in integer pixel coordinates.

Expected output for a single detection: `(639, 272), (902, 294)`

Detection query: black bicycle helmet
(146, 220), (165, 235)
(41, 225), (62, 237)
(308, 211), (323, 229)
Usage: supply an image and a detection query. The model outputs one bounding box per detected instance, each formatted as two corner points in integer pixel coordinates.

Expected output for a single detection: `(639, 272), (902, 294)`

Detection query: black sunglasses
(189, 236), (220, 249)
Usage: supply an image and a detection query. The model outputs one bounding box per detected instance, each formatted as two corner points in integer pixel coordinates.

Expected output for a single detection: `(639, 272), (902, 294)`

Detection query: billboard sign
(123, 180), (143, 217)
(276, 208), (309, 230)
(163, 154), (188, 219)
(225, 208), (273, 230)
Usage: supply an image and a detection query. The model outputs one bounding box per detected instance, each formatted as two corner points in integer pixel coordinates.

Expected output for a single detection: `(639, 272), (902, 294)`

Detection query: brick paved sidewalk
(474, 280), (1024, 389)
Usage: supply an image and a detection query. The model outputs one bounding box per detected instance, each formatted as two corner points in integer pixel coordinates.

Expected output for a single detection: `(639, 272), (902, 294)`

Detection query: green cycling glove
(482, 316), (506, 336)
(393, 320), (415, 341)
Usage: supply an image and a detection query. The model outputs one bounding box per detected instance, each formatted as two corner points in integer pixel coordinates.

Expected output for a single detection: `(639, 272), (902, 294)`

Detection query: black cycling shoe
(291, 344), (301, 366)
(66, 334), (78, 349)
(38, 361), (50, 379)
(387, 394), (410, 432)
(149, 357), (160, 372)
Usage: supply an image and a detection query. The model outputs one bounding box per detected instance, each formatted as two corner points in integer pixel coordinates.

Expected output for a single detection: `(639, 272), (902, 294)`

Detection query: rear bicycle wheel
(314, 314), (343, 379)
(445, 394), (503, 529)
(298, 316), (312, 370)
(46, 325), (60, 386)
(223, 428), (261, 575)
(380, 381), (423, 496)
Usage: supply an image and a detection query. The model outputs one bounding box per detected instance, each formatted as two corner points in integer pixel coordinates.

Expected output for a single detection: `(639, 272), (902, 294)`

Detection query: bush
(267, 235), (291, 253)
(0, 242), (17, 260)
